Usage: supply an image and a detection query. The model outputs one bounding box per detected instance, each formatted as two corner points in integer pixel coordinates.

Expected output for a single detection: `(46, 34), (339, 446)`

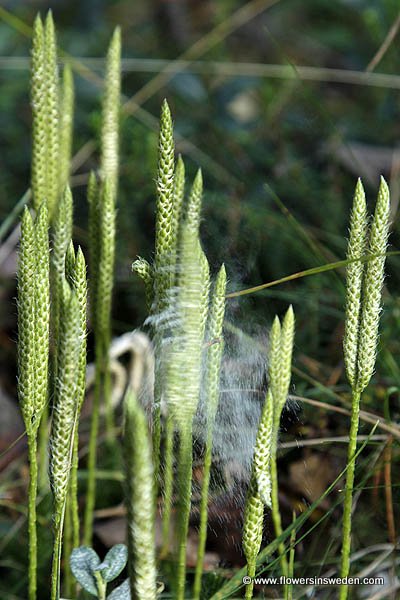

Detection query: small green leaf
(70, 546), (101, 596)
(107, 578), (131, 599)
(99, 544), (128, 582)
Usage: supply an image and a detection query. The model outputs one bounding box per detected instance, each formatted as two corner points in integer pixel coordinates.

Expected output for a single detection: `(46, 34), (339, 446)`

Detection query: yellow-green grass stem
(339, 388), (361, 600)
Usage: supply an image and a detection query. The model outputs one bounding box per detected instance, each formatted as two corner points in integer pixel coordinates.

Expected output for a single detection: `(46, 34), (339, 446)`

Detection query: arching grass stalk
(49, 278), (81, 600)
(193, 264), (227, 599)
(123, 389), (157, 600)
(340, 177), (390, 600)
(269, 306), (295, 598)
(84, 178), (115, 545)
(17, 203), (50, 600)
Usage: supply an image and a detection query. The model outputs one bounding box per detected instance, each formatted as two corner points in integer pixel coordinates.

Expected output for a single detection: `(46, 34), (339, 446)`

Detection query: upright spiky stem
(31, 12), (60, 220)
(36, 201), (51, 492)
(84, 179), (115, 544)
(63, 244), (87, 594)
(31, 16), (46, 213)
(59, 64), (74, 196)
(340, 178), (390, 600)
(69, 247), (87, 550)
(98, 180), (116, 439)
(269, 307), (295, 596)
(124, 390), (157, 600)
(193, 264), (226, 599)
(100, 27), (121, 201)
(49, 281), (80, 600)
(242, 389), (274, 600)
(176, 424), (194, 600)
(18, 209), (38, 600)
(167, 223), (209, 599)
(52, 186), (73, 368)
(153, 100), (175, 492)
(160, 413), (175, 557)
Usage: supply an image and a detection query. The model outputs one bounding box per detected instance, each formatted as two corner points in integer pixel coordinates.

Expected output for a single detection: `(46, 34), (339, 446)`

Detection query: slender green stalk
(69, 246), (87, 551)
(287, 512), (297, 600)
(63, 243), (87, 593)
(87, 171), (99, 333)
(160, 414), (175, 556)
(242, 390), (274, 600)
(153, 100), (175, 490)
(193, 264), (226, 599)
(176, 425), (193, 600)
(18, 205), (50, 600)
(97, 179), (116, 440)
(62, 498), (73, 597)
(27, 435), (38, 600)
(270, 448), (286, 573)
(85, 178), (115, 543)
(34, 202), (50, 491)
(340, 178), (390, 600)
(124, 389), (157, 600)
(49, 281), (80, 599)
(268, 307), (294, 589)
(339, 389), (361, 599)
(170, 224), (209, 599)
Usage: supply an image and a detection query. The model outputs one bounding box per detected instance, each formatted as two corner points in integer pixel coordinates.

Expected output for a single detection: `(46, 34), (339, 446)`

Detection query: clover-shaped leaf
(107, 578), (131, 600)
(70, 546), (101, 596)
(96, 544), (128, 583)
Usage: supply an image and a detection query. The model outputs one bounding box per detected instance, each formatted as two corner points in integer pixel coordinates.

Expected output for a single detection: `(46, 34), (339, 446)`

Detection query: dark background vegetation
(0, 1), (399, 598)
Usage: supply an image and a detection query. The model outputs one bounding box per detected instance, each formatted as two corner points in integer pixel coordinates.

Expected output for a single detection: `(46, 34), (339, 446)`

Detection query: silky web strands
(242, 306), (295, 600)
(124, 390), (157, 600)
(84, 26), (120, 545)
(340, 177), (390, 600)
(17, 204), (50, 600)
